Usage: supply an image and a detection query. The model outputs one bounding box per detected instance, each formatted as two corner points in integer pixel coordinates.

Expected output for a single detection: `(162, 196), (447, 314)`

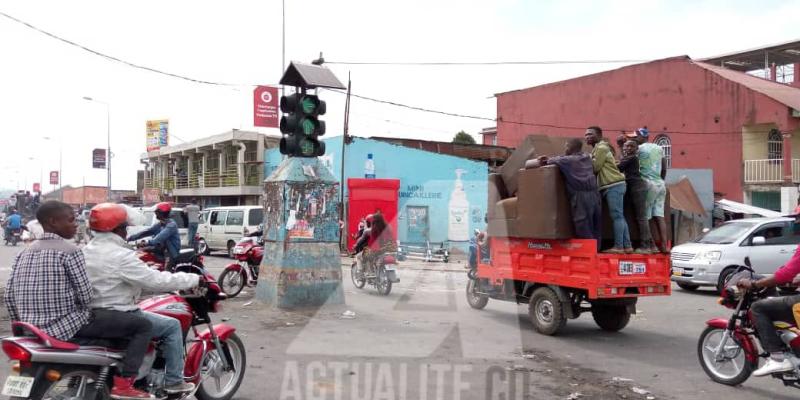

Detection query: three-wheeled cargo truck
(467, 237), (672, 335)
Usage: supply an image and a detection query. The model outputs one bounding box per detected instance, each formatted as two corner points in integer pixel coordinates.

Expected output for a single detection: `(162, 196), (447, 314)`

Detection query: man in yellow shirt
(585, 126), (631, 253)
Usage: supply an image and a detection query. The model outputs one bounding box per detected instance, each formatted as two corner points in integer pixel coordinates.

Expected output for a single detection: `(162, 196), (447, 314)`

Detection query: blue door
(406, 206), (429, 243)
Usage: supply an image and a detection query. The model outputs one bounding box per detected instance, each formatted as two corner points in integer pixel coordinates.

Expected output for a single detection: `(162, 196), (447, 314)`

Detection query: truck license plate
(2, 376), (34, 398)
(619, 261), (646, 275)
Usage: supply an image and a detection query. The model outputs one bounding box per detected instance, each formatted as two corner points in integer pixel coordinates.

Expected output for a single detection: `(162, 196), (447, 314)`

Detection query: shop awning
(667, 177), (707, 217)
(716, 199), (782, 218)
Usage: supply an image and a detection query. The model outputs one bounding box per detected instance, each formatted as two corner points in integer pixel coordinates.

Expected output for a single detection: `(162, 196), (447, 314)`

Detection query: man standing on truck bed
(585, 126), (631, 254)
(525, 138), (601, 247)
(627, 128), (669, 253)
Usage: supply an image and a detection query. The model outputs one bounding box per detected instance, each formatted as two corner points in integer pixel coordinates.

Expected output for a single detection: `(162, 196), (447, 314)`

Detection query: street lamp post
(82, 97), (111, 200)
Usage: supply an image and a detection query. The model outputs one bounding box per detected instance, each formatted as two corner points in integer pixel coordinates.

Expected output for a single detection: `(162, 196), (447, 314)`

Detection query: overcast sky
(0, 0), (798, 192)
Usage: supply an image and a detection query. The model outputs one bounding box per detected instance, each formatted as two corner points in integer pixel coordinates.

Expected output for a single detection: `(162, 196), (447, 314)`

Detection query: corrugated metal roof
(699, 38), (800, 72)
(692, 61), (800, 111)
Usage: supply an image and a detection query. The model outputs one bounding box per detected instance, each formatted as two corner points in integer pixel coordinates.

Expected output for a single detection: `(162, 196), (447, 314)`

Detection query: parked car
(127, 205), (190, 244)
(671, 217), (798, 293)
(196, 206), (264, 257)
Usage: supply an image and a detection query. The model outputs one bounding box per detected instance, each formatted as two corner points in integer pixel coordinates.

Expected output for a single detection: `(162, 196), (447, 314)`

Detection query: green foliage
(452, 131), (476, 145)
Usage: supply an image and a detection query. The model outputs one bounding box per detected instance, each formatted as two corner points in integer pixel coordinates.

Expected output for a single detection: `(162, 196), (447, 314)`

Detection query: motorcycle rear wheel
(697, 326), (754, 386)
(20, 366), (108, 400)
(219, 268), (246, 298)
(196, 333), (247, 400)
(376, 267), (392, 296)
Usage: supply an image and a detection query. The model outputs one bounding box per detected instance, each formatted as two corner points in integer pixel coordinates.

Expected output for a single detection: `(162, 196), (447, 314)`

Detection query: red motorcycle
(698, 258), (800, 389)
(218, 237), (263, 298)
(0, 266), (246, 400)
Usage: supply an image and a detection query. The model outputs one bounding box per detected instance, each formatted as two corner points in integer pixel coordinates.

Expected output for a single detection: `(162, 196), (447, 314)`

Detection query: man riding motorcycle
(352, 213), (396, 274)
(127, 202), (181, 268)
(84, 203), (201, 394)
(5, 200), (155, 400)
(4, 208), (22, 240)
(738, 214), (800, 377)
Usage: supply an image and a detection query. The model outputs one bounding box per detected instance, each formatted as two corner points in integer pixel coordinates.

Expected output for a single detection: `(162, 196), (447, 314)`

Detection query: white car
(127, 205), (190, 245)
(671, 217), (799, 292)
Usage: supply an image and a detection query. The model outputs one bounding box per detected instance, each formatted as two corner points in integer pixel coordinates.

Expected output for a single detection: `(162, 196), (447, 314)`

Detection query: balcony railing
(744, 159), (800, 184)
(144, 166), (262, 190)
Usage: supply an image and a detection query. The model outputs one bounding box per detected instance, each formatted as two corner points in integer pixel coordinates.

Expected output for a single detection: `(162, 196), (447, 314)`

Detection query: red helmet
(154, 202), (172, 220)
(89, 203), (128, 232)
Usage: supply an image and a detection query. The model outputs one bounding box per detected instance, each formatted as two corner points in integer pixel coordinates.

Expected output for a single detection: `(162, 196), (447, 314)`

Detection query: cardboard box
(500, 135), (573, 196)
(489, 166), (574, 239)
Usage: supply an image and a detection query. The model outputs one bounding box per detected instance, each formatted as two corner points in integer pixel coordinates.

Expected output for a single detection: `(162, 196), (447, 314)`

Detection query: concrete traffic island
(256, 157), (345, 308)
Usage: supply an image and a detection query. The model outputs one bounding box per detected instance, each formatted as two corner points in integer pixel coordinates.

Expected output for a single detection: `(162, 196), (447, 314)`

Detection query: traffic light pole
(339, 73), (351, 251)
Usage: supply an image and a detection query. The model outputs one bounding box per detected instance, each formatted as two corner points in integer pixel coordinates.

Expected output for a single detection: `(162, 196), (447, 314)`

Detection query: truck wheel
(466, 279), (488, 310)
(591, 304), (631, 332)
(529, 287), (566, 335)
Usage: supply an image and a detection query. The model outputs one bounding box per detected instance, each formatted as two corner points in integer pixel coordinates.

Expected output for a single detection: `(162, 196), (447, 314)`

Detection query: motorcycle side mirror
(744, 256), (752, 267)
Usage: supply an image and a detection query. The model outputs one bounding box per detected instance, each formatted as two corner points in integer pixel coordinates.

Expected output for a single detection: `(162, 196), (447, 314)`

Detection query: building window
(491, 135), (497, 146)
(768, 129), (783, 160)
(654, 135), (672, 168)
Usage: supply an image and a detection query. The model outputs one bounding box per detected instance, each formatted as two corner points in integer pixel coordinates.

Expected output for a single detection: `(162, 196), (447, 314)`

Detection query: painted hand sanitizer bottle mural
(364, 153), (375, 178)
(448, 169), (470, 241)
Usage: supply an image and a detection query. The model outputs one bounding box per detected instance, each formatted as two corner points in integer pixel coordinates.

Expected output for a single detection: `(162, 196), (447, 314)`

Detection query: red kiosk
(346, 178), (400, 250)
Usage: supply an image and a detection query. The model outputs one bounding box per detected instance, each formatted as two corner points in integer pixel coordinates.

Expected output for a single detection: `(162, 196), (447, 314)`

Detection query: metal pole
(339, 73), (351, 251)
(282, 0), (286, 73)
(106, 103), (111, 200)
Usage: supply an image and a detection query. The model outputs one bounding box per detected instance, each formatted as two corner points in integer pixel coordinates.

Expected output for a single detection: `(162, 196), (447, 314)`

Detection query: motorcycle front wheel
(697, 326), (755, 386)
(219, 268), (247, 298)
(351, 262), (366, 289)
(196, 333), (247, 400)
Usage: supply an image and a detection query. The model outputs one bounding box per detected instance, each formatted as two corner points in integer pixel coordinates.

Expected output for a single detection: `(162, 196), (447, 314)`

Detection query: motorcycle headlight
(232, 246), (245, 254)
(701, 251), (722, 261)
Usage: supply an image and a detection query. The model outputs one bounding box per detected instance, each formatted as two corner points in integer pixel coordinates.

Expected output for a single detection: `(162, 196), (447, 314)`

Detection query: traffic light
(279, 92), (327, 157)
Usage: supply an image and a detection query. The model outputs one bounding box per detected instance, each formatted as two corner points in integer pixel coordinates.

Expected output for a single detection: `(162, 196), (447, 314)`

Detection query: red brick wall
(496, 57), (798, 201)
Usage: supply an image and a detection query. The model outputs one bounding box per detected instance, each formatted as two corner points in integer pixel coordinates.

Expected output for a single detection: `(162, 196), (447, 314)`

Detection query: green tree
(452, 130), (476, 145)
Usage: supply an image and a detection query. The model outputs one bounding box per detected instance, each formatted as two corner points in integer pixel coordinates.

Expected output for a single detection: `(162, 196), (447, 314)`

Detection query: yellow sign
(146, 120), (169, 151)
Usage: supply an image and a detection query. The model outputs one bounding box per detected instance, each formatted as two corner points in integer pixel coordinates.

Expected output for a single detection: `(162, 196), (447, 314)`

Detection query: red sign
(253, 86), (279, 128)
(49, 171), (59, 185)
(32, 183), (40, 193)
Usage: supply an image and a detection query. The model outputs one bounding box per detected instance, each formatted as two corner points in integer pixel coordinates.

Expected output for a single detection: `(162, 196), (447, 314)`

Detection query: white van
(196, 206), (263, 257)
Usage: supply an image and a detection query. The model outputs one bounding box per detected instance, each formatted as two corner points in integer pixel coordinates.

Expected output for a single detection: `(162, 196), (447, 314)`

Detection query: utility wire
(0, 10), (251, 87)
(0, 11), (756, 137)
(326, 59), (648, 66)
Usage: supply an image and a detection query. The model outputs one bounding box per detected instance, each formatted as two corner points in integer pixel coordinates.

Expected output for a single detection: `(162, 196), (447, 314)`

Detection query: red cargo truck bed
(477, 237), (672, 299)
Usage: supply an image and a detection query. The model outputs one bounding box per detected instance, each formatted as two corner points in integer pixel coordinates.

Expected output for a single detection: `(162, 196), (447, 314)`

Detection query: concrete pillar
(770, 63), (777, 81)
(235, 141), (246, 186)
(200, 151), (209, 188)
(256, 157), (344, 308)
(783, 131), (793, 183)
(219, 150), (226, 185)
(186, 154), (194, 188)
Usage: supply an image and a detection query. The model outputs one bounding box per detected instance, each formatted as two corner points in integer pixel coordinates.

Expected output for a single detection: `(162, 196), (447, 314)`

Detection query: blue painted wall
(266, 136), (488, 250)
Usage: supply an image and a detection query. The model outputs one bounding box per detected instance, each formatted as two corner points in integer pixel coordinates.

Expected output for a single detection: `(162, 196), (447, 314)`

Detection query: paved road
(0, 243), (795, 399)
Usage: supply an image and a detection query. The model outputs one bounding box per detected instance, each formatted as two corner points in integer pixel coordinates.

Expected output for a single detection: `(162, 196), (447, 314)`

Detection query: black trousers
(751, 294), (800, 353)
(73, 309), (153, 377)
(570, 190), (602, 247)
